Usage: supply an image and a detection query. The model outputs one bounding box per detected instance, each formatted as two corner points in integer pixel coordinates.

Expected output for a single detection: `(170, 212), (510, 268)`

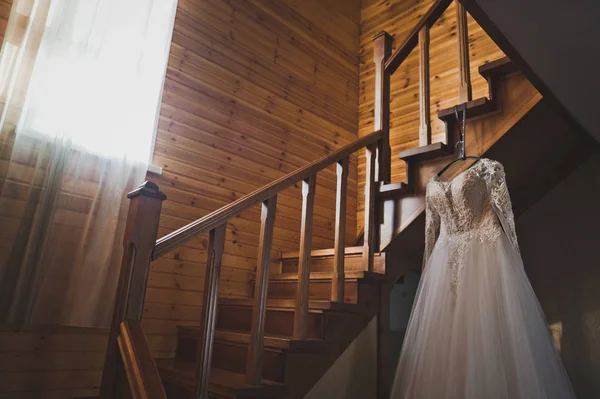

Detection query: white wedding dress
(391, 158), (574, 398)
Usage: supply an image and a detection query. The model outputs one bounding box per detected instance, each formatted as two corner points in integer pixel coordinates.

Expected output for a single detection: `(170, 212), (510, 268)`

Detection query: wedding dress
(391, 158), (574, 398)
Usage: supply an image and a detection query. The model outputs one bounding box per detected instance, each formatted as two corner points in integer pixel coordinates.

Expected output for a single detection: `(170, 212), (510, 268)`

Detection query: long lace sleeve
(489, 162), (520, 254)
(424, 189), (440, 266)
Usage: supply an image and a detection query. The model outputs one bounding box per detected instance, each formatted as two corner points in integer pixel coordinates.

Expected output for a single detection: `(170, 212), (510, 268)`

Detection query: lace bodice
(424, 159), (519, 295)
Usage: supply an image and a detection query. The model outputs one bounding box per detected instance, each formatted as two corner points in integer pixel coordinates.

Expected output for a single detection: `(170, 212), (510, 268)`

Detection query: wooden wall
(0, 327), (106, 398)
(0, 326), (176, 398)
(144, 0), (362, 354)
(0, 0), (361, 397)
(357, 0), (505, 233)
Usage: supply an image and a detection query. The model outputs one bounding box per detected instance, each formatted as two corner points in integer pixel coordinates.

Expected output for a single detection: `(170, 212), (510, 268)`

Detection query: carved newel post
(99, 181), (166, 399)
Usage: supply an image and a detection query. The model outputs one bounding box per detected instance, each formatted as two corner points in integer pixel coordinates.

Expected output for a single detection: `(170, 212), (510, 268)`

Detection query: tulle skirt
(391, 233), (574, 399)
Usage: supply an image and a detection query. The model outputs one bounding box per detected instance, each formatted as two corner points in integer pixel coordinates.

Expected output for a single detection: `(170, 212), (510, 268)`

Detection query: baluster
(419, 25), (432, 146)
(195, 224), (227, 399)
(293, 175), (317, 340)
(332, 158), (349, 303)
(372, 31), (393, 184)
(100, 181), (166, 399)
(363, 143), (378, 272)
(246, 196), (278, 385)
(456, 2), (472, 103)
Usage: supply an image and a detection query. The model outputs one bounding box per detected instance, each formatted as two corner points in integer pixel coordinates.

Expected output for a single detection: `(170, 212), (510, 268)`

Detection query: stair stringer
(281, 282), (382, 399)
(380, 71), (542, 280)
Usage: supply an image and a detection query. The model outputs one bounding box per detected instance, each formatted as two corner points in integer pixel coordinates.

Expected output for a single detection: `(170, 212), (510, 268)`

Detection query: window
(12, 0), (177, 164)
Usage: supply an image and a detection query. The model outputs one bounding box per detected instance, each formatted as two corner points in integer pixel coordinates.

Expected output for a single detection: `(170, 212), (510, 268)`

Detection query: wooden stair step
(437, 58), (516, 122)
(378, 182), (409, 199)
(265, 280), (359, 304)
(156, 359), (286, 399)
(437, 97), (496, 122)
(280, 246), (363, 259)
(217, 301), (325, 339)
(270, 270), (389, 284)
(479, 56), (517, 79)
(399, 142), (453, 164)
(400, 58), (518, 164)
(219, 297), (357, 312)
(280, 248), (385, 274)
(175, 328), (287, 382)
(178, 327), (327, 353)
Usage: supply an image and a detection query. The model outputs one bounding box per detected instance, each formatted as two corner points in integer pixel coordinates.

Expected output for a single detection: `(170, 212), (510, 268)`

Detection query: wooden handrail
(118, 320), (167, 399)
(153, 130), (384, 259)
(384, 0), (453, 74)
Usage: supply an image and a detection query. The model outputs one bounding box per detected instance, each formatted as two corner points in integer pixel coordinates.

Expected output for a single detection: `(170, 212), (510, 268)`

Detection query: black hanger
(436, 103), (481, 178)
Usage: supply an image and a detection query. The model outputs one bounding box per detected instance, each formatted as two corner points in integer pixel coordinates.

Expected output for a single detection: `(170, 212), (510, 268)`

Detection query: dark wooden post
(456, 2), (472, 103)
(331, 158), (349, 303)
(418, 25), (432, 146)
(293, 175), (317, 340)
(246, 196), (278, 385)
(372, 31), (393, 184)
(196, 224), (227, 399)
(100, 181), (166, 399)
(363, 142), (378, 272)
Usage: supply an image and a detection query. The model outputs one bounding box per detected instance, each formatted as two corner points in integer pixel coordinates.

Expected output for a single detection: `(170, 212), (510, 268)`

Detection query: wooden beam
(362, 143), (378, 272)
(195, 224), (227, 399)
(331, 158), (349, 303)
(100, 181), (166, 399)
(246, 196), (278, 385)
(373, 31), (393, 184)
(457, 2), (473, 103)
(418, 25), (432, 146)
(293, 175), (317, 340)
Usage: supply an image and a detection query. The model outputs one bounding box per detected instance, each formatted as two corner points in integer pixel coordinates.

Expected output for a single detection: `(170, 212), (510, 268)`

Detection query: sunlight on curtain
(21, 0), (175, 161)
(0, 0), (177, 327)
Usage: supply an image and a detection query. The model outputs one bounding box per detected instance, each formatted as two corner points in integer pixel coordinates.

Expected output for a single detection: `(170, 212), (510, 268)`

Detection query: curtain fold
(0, 0), (176, 328)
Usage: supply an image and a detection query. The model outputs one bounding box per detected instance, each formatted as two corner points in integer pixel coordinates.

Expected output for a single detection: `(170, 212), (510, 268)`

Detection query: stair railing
(380, 0), (472, 149)
(100, 129), (387, 398)
(99, 1), (476, 396)
(99, 181), (167, 399)
(119, 320), (168, 399)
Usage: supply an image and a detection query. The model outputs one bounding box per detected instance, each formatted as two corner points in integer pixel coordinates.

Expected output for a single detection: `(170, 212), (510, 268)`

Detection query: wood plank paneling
(0, 327), (107, 399)
(0, 0), (361, 395)
(146, 0), (361, 357)
(358, 0), (505, 233)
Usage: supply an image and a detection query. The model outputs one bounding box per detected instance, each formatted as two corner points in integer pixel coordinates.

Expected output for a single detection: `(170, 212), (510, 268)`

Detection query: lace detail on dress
(424, 186), (440, 268)
(487, 162), (520, 254)
(426, 159), (518, 302)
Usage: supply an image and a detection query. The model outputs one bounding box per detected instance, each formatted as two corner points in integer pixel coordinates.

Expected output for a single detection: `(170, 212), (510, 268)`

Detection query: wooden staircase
(157, 258), (386, 399)
(94, 1), (595, 399)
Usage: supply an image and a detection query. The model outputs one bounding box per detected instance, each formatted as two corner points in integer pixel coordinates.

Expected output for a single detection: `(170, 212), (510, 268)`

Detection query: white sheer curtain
(0, 0), (176, 327)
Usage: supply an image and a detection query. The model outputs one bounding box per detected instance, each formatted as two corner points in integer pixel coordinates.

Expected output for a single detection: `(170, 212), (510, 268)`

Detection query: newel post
(372, 31), (393, 184)
(99, 181), (166, 399)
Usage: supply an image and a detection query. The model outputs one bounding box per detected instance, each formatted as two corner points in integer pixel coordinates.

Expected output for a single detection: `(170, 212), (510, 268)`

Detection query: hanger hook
(454, 104), (467, 158)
